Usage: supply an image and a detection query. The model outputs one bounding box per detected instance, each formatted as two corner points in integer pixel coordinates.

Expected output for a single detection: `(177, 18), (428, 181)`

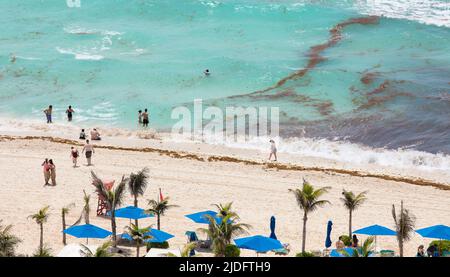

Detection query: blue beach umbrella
(106, 206), (154, 220)
(325, 220), (333, 249)
(63, 224), (112, 244)
(416, 225), (450, 240)
(234, 235), (283, 256)
(353, 224), (396, 250)
(269, 216), (277, 240)
(185, 210), (224, 224)
(354, 225), (396, 236)
(121, 228), (174, 243)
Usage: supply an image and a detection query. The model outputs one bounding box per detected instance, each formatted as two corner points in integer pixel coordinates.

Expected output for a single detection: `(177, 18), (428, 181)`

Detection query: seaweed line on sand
(1, 134), (449, 191)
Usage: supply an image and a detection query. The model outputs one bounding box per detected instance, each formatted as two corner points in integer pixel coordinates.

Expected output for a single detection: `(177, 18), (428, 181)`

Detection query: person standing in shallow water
(268, 139), (277, 161)
(138, 110), (143, 125)
(44, 105), (53, 123)
(142, 109), (149, 127)
(82, 140), (95, 166)
(66, 105), (74, 122)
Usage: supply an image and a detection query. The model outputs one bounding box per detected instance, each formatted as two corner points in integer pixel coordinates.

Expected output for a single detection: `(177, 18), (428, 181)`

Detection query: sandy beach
(0, 131), (449, 257)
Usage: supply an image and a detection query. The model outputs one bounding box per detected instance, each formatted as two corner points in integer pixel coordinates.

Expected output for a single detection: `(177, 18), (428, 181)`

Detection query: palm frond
(128, 167), (149, 198)
(0, 220), (21, 257)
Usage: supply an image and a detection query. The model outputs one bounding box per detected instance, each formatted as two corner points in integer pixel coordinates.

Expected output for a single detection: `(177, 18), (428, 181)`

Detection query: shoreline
(1, 134), (449, 191)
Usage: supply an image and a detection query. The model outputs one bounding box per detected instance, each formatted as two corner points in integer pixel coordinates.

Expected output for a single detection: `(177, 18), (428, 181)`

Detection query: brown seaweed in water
(228, 16), (380, 99)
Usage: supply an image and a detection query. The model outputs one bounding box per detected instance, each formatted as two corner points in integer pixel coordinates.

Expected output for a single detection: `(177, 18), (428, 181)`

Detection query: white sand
(0, 134), (449, 257)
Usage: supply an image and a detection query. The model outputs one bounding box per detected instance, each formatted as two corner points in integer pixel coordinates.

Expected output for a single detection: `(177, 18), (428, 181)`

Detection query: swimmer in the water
(204, 69), (210, 76)
(10, 54), (16, 63)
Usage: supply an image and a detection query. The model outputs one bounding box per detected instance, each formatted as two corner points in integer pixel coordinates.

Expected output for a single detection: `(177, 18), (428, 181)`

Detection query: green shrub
(224, 244), (240, 257)
(296, 252), (315, 257)
(147, 241), (169, 251)
(429, 240), (450, 255)
(340, 235), (352, 246)
(32, 246), (52, 257)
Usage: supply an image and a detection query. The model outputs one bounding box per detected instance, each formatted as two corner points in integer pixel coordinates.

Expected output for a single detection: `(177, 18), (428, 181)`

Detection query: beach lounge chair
(185, 231), (199, 243)
(185, 231), (211, 249)
(273, 243), (291, 256)
(380, 250), (395, 257)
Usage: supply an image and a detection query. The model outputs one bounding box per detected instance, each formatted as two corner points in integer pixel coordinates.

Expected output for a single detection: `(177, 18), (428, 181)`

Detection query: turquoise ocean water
(1, 1), (449, 160)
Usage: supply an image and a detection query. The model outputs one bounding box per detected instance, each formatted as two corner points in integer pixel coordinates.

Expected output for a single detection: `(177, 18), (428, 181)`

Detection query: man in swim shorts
(142, 109), (149, 127)
(44, 105), (53, 123)
(82, 140), (95, 166)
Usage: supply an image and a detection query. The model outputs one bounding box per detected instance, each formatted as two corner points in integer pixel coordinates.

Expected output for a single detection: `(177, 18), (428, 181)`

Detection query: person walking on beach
(66, 105), (74, 122)
(70, 146), (79, 167)
(268, 139), (277, 161)
(142, 109), (149, 127)
(44, 105), (53, 123)
(82, 140), (95, 166)
(138, 110), (143, 125)
(41, 159), (50, 186)
(48, 159), (56, 186)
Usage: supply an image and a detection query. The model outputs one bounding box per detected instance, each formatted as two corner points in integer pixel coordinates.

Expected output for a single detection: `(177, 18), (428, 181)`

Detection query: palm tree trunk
(302, 211), (308, 253)
(134, 197), (138, 228)
(136, 240), (140, 257)
(85, 208), (89, 224)
(399, 238), (403, 257)
(348, 210), (353, 238)
(399, 201), (404, 257)
(111, 212), (117, 247)
(39, 223), (44, 252)
(157, 214), (161, 230)
(62, 212), (67, 245)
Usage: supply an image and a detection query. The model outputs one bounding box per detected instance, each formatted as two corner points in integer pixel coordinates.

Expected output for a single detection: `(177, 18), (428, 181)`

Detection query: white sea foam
(1, 114), (450, 173)
(63, 26), (123, 36)
(354, 0), (450, 28)
(56, 47), (104, 60)
(191, 132), (450, 172)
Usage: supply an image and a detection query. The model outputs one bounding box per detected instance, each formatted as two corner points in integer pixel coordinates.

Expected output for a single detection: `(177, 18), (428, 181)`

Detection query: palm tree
(289, 179), (330, 253)
(146, 197), (178, 230)
(125, 223), (152, 257)
(199, 202), (251, 257)
(167, 242), (198, 257)
(71, 190), (91, 227)
(340, 236), (375, 257)
(128, 167), (150, 227)
(80, 241), (114, 257)
(32, 245), (52, 257)
(28, 206), (50, 253)
(61, 203), (75, 245)
(341, 189), (368, 237)
(91, 171), (128, 248)
(0, 220), (21, 257)
(392, 201), (415, 257)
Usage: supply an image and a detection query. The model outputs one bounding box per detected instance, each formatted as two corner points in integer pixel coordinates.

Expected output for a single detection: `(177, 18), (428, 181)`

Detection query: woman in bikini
(70, 146), (79, 167)
(48, 159), (56, 186)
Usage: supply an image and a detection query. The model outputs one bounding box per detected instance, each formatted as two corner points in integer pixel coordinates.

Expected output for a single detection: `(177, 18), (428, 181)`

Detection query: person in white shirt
(269, 139), (277, 161)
